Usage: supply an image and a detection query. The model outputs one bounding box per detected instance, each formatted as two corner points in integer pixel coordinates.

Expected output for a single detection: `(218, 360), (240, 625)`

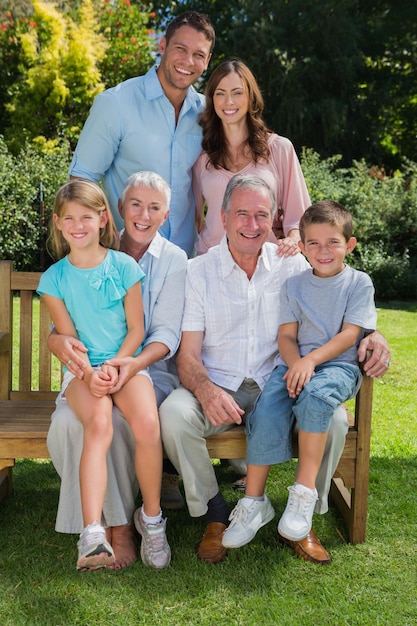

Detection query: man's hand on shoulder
(358, 330), (391, 378)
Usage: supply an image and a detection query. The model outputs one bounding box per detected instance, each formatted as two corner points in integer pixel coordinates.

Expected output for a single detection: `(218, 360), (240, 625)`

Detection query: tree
(356, 0), (417, 166)
(154, 0), (417, 167)
(94, 0), (156, 89)
(1, 0), (106, 151)
(0, 0), (156, 151)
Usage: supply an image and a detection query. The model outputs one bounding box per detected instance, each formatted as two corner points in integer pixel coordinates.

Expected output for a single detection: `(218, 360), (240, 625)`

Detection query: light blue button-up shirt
(69, 66), (206, 256)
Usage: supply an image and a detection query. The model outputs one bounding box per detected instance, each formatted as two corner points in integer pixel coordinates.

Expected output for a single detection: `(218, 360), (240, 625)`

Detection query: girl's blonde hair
(47, 179), (119, 260)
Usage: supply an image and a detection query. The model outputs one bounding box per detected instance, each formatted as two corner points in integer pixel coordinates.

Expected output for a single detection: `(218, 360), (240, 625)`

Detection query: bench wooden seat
(0, 260), (373, 543)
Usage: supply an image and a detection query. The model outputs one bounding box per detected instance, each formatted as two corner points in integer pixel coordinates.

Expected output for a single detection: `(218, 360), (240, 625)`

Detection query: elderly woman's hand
(47, 331), (88, 379)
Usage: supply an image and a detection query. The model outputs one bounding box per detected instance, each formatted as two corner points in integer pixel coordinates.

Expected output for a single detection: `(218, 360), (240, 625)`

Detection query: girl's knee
(132, 412), (161, 445)
(84, 413), (113, 442)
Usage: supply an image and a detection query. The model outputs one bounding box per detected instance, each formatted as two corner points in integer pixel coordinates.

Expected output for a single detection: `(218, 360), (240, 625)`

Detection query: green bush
(94, 0), (156, 89)
(1, 138), (416, 300)
(0, 135), (70, 271)
(301, 148), (417, 300)
(358, 245), (417, 300)
(0, 0), (155, 152)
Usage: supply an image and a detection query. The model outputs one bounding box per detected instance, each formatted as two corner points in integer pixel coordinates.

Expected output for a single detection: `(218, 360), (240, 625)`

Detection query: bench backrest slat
(19, 290), (34, 391)
(0, 260), (59, 400)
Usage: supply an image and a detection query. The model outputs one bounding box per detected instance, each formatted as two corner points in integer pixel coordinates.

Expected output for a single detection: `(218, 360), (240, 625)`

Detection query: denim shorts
(246, 361), (361, 466)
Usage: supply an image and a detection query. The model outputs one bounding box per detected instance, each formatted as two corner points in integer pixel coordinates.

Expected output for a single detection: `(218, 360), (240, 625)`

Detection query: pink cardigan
(192, 133), (310, 255)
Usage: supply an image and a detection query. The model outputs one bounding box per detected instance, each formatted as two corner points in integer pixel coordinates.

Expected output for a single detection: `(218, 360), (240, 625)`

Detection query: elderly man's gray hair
(222, 174), (277, 218)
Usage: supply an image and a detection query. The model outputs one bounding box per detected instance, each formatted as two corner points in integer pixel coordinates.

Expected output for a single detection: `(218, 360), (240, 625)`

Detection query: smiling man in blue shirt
(69, 12), (215, 257)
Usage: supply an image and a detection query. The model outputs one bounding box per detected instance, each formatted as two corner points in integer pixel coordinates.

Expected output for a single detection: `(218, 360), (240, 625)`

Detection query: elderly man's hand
(358, 330), (391, 378)
(199, 384), (244, 427)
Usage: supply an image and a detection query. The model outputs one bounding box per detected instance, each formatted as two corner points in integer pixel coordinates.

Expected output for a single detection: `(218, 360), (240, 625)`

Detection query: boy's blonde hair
(47, 179), (119, 260)
(300, 200), (353, 243)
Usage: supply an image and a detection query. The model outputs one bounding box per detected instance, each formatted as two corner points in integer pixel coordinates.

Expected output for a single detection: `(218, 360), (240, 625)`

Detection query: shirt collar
(218, 234), (273, 279)
(118, 229), (163, 262)
(144, 65), (205, 112)
(145, 231), (164, 259)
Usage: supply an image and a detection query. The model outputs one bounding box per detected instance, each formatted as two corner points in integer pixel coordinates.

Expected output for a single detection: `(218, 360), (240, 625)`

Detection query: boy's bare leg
(296, 431), (328, 489)
(245, 465), (271, 497)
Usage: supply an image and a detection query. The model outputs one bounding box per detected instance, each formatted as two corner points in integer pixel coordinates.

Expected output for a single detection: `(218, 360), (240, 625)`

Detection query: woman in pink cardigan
(193, 59), (310, 256)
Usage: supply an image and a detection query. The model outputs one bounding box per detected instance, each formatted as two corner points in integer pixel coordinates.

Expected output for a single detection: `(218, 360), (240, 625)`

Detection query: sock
(207, 492), (229, 525)
(142, 507), (163, 525)
(294, 482), (318, 497)
(82, 521), (103, 533)
(240, 495), (265, 507)
(163, 459), (178, 475)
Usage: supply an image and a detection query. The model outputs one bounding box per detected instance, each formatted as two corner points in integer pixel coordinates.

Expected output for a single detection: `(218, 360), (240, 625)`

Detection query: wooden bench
(0, 259), (374, 543)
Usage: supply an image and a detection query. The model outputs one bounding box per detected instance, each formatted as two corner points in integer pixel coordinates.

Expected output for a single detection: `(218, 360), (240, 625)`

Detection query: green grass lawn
(1, 303), (416, 626)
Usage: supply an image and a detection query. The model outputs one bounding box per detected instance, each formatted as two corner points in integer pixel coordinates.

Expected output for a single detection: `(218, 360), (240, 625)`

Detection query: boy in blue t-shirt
(222, 200), (377, 558)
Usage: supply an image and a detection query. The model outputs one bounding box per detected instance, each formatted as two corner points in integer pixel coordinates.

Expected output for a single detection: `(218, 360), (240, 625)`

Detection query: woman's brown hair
(199, 59), (271, 170)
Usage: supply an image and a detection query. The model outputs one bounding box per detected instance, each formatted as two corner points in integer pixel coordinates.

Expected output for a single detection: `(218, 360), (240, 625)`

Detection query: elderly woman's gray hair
(121, 171), (171, 209)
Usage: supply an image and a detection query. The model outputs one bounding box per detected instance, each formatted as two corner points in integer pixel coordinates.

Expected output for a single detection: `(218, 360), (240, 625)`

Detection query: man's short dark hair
(165, 11), (215, 52)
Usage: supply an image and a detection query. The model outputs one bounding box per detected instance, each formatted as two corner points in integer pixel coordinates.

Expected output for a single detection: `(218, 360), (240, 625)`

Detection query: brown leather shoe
(197, 522), (227, 564)
(278, 529), (332, 565)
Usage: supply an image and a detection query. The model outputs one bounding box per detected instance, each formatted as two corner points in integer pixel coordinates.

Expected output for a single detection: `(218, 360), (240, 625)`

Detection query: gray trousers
(159, 381), (348, 518)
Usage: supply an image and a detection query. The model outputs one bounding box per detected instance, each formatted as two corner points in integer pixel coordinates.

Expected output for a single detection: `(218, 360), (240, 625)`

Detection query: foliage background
(0, 0), (416, 299)
(153, 0), (417, 168)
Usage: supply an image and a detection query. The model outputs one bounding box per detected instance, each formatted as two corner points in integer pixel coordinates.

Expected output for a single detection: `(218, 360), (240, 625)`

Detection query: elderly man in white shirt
(159, 173), (390, 565)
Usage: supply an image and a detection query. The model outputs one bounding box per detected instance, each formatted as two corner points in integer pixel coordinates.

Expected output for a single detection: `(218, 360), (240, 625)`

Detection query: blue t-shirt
(37, 249), (145, 365)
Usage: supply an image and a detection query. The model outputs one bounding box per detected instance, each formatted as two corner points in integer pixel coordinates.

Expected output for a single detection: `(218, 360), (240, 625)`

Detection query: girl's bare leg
(113, 375), (162, 517)
(65, 379), (113, 526)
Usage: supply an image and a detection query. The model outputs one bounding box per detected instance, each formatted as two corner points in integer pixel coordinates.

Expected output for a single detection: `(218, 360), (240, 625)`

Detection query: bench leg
(330, 477), (367, 544)
(0, 467), (13, 503)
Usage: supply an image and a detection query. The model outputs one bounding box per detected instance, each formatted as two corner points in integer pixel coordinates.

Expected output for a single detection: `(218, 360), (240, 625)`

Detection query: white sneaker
(278, 484), (318, 541)
(222, 496), (275, 549)
(76, 522), (115, 571)
(134, 508), (171, 569)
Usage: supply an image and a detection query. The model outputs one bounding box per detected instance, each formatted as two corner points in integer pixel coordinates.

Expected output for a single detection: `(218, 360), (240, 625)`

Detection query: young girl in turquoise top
(38, 180), (170, 571)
